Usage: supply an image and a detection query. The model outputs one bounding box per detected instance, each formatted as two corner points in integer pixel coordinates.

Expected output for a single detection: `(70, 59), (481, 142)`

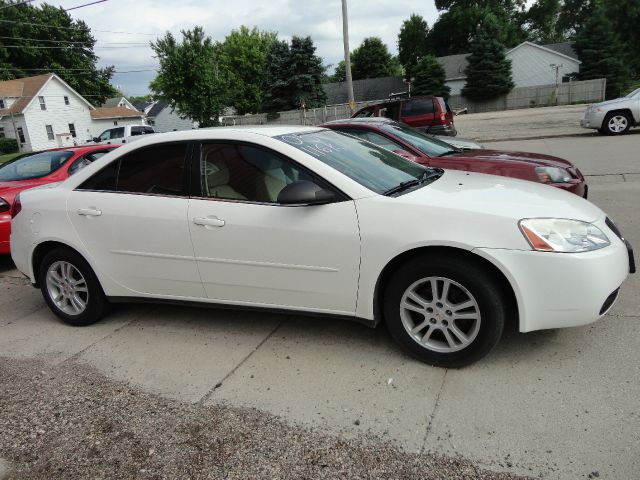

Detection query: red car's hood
(452, 149), (574, 168)
(0, 179), (47, 204)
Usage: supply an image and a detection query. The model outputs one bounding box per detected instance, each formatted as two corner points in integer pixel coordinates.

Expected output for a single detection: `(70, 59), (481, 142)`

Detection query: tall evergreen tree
(521, 0), (563, 43)
(288, 36), (327, 108)
(262, 40), (292, 113)
(412, 55), (450, 98)
(462, 15), (515, 100)
(0, 1), (116, 103)
(397, 14), (430, 80)
(350, 37), (397, 80)
(603, 0), (640, 80)
(574, 2), (629, 99)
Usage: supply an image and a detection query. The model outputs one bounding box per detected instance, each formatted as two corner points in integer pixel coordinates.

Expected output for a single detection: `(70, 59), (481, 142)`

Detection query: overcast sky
(34, 0), (441, 96)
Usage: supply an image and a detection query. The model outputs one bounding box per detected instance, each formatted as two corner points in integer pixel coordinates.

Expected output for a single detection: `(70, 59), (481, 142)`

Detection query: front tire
(383, 255), (505, 368)
(39, 248), (109, 326)
(601, 112), (631, 135)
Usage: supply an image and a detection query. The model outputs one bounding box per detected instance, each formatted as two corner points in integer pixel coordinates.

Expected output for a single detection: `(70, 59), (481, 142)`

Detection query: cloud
(42, 0), (440, 95)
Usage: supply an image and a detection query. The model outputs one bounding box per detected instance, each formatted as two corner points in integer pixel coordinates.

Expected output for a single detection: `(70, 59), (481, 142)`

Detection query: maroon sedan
(0, 144), (118, 254)
(321, 117), (587, 197)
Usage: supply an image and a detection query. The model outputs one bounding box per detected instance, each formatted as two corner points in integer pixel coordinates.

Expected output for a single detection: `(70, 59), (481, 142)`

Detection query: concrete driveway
(1, 135), (638, 479)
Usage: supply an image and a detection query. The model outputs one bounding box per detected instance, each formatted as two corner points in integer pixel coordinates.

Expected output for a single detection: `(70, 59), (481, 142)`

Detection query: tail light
(11, 194), (22, 218)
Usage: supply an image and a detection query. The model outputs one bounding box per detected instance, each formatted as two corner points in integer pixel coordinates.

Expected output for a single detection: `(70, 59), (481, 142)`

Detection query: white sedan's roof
(150, 125), (324, 143)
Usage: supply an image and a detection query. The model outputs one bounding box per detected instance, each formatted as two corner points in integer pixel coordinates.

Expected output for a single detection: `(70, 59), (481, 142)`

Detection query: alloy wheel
(608, 115), (628, 133)
(45, 261), (89, 315)
(399, 276), (481, 353)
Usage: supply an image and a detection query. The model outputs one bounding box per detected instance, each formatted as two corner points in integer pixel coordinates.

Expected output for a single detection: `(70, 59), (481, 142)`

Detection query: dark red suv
(352, 96), (456, 136)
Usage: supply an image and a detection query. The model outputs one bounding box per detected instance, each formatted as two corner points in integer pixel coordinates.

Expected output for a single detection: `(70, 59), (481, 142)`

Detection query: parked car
(91, 125), (156, 145)
(0, 145), (118, 254)
(322, 117), (587, 197)
(581, 87), (640, 135)
(10, 127), (634, 367)
(353, 96), (457, 136)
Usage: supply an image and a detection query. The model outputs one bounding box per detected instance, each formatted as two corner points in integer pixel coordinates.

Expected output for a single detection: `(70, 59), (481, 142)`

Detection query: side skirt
(106, 296), (377, 328)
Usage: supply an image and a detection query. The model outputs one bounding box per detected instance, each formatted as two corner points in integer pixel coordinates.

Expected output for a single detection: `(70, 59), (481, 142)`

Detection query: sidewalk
(455, 104), (594, 142)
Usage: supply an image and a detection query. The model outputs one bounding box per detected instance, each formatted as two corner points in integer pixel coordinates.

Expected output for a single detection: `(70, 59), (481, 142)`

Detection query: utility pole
(341, 0), (355, 113)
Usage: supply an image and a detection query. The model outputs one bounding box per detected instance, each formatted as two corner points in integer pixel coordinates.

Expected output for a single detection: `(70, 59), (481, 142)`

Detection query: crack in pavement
(197, 317), (287, 406)
(420, 369), (448, 455)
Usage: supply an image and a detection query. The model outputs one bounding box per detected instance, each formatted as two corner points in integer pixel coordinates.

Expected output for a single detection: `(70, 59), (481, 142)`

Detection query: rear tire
(383, 254), (505, 368)
(38, 248), (109, 326)
(601, 112), (631, 135)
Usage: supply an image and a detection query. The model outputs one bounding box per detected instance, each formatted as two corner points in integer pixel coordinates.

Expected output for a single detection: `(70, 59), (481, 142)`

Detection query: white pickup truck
(90, 125), (156, 145)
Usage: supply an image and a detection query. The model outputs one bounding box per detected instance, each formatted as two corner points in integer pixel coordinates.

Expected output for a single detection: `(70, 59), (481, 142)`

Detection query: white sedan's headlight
(519, 218), (610, 253)
(535, 166), (572, 183)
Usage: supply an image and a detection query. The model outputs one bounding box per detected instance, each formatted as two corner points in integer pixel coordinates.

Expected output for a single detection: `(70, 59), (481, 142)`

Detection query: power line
(0, 0), (34, 10)
(0, 18), (158, 36)
(64, 0), (108, 12)
(0, 35), (148, 45)
(1, 67), (156, 73)
(1, 45), (149, 49)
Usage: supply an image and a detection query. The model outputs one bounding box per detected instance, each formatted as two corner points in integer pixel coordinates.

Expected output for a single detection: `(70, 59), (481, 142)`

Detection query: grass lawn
(0, 152), (21, 164)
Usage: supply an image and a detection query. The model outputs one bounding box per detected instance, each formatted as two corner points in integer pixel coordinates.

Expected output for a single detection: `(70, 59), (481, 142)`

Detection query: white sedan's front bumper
(476, 240), (631, 332)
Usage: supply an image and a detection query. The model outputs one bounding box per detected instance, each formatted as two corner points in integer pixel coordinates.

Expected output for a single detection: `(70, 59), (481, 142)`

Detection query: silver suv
(581, 88), (640, 135)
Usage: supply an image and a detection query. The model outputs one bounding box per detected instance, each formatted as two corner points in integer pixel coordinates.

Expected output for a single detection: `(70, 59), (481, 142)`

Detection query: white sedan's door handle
(77, 208), (102, 217)
(194, 216), (225, 227)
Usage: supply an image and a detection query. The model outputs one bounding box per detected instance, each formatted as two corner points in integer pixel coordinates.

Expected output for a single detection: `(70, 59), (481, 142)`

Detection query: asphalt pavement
(0, 133), (638, 479)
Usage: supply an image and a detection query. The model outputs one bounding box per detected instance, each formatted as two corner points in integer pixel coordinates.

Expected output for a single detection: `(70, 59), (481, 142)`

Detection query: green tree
(462, 15), (515, 100)
(262, 40), (292, 113)
(603, 0), (640, 80)
(219, 26), (276, 114)
(331, 61), (346, 83)
(521, 0), (564, 43)
(412, 55), (451, 98)
(574, 2), (629, 99)
(428, 1), (527, 56)
(0, 0), (116, 103)
(150, 27), (229, 127)
(262, 36), (326, 111)
(397, 14), (430, 80)
(350, 37), (397, 80)
(556, 0), (594, 39)
(288, 36), (327, 108)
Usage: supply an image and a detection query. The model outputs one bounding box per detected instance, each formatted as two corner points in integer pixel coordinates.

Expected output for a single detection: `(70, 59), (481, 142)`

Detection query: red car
(322, 117), (587, 197)
(352, 96), (456, 136)
(0, 145), (118, 254)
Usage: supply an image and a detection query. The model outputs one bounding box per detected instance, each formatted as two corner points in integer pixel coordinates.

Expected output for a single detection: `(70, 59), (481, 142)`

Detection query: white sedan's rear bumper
(476, 240), (631, 332)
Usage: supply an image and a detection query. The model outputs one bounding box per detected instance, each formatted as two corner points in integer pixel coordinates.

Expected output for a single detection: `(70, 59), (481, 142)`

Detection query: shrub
(0, 138), (19, 154)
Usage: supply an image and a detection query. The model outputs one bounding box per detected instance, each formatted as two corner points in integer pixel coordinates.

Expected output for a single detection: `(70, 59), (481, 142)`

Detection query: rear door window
(401, 98), (435, 116)
(117, 143), (188, 195)
(110, 127), (125, 139)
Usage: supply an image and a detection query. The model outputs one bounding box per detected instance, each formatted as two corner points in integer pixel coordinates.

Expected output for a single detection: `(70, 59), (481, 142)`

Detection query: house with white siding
(0, 73), (95, 151)
(102, 96), (137, 110)
(151, 101), (198, 133)
(438, 42), (581, 95)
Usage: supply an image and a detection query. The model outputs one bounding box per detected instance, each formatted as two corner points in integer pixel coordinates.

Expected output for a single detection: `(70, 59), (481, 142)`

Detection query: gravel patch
(0, 357), (532, 480)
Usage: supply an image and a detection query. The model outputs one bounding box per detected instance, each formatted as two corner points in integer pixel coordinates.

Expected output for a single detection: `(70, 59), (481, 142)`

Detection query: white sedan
(10, 127), (635, 367)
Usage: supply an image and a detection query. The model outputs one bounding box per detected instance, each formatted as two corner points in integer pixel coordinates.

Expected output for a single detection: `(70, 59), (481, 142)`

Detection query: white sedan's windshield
(626, 88), (640, 98)
(275, 130), (431, 194)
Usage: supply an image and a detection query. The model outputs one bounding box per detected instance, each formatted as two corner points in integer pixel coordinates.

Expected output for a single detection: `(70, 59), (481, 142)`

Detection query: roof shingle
(90, 107), (144, 119)
(0, 73), (54, 116)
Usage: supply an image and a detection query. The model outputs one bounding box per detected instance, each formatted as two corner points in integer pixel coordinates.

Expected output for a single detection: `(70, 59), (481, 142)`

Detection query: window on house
(0, 127), (5, 138)
(68, 123), (77, 138)
(113, 121), (118, 126)
(46, 125), (54, 141)
(39, 96), (46, 111)
(0, 99), (5, 109)
(17, 127), (25, 144)
(64, 96), (70, 105)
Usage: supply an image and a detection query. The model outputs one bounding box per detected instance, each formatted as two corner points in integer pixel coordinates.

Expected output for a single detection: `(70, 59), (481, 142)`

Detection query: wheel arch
(606, 109), (636, 126)
(373, 246), (519, 329)
(32, 240), (85, 287)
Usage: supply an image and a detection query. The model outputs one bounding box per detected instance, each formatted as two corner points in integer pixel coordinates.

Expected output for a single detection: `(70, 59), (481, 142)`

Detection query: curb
(0, 458), (11, 480)
(481, 132), (596, 143)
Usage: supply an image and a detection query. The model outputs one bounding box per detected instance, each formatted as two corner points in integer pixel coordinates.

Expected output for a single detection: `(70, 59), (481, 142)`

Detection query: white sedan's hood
(403, 170), (602, 222)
